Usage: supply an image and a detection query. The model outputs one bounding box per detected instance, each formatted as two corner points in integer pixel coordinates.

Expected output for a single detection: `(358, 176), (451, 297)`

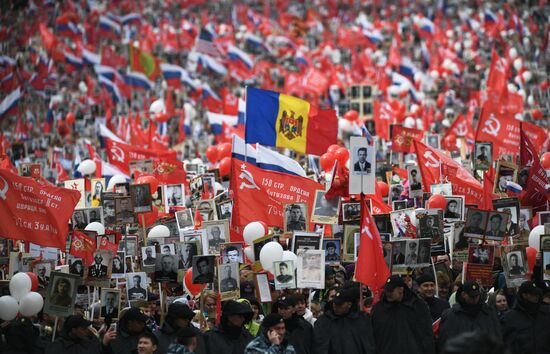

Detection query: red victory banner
(0, 168), (80, 249)
(230, 159), (322, 235)
(70, 230), (96, 265)
(391, 125), (424, 153)
(105, 138), (178, 175)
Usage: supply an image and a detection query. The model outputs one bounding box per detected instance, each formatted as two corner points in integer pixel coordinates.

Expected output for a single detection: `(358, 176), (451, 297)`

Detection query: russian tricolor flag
(363, 28), (384, 44)
(99, 76), (122, 103)
(232, 135), (257, 164)
(238, 98), (246, 125)
(64, 51), (83, 70)
(256, 144), (306, 177)
(0, 87), (22, 120)
(121, 13), (141, 26)
(227, 45), (254, 70)
(160, 63), (186, 88)
(418, 17), (435, 34)
(244, 32), (273, 53)
(56, 21), (82, 39)
(484, 10), (497, 24)
(206, 111), (238, 135)
(124, 71), (153, 90)
(202, 82), (221, 101)
(398, 57), (418, 80)
(94, 65), (117, 81)
(99, 16), (121, 39)
(197, 54), (228, 76)
(83, 48), (101, 66)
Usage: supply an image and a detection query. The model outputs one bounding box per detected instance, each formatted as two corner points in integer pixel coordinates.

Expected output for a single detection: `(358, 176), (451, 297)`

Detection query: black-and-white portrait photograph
(216, 200), (233, 220)
(493, 198), (520, 237)
(196, 199), (217, 221)
(474, 142), (492, 171)
(115, 196), (135, 224)
(538, 211), (550, 226)
(68, 258), (84, 277)
(444, 196), (464, 221)
(114, 182), (130, 196)
(126, 272), (148, 301)
(518, 208), (532, 235)
(343, 225), (360, 261)
(86, 250), (112, 285)
(391, 240), (406, 266)
(425, 134), (440, 149)
(468, 245), (495, 265)
(192, 255), (215, 284)
(120, 236), (138, 257)
(165, 184), (185, 208)
(220, 243), (244, 264)
(141, 246), (157, 267)
(111, 252), (125, 277)
(176, 210), (194, 230)
(349, 136), (375, 194)
(85, 207), (103, 224)
(494, 160), (518, 195)
(100, 289), (121, 319)
(503, 249), (527, 278)
(176, 241), (200, 269)
(323, 239), (341, 265)
(430, 183), (452, 196)
(297, 250), (324, 289)
(417, 239), (432, 266)
(33, 261), (52, 290)
(464, 209), (489, 239)
(218, 263), (240, 300)
(374, 214), (392, 234)
(284, 203), (308, 233)
(44, 272), (79, 317)
(130, 184), (152, 213)
(541, 235), (550, 251)
(485, 211), (510, 241)
(71, 209), (88, 229)
(154, 254), (178, 282)
(189, 176), (204, 201)
(342, 202), (361, 221)
(407, 165), (423, 198)
(392, 200), (408, 211)
(417, 210), (443, 244)
(102, 193), (117, 226)
(311, 190), (340, 224)
(273, 260), (295, 290)
(291, 232), (322, 254)
(389, 184), (404, 205)
(204, 220), (229, 255)
(160, 243), (175, 255)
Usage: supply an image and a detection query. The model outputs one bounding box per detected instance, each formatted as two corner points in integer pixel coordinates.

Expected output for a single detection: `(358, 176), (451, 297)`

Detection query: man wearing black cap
(371, 275), (434, 354)
(501, 281), (550, 354)
(416, 273), (450, 321)
(154, 303), (206, 354)
(107, 307), (154, 354)
(167, 327), (199, 354)
(277, 296), (313, 354)
(45, 315), (105, 354)
(438, 280), (501, 351)
(245, 313), (296, 354)
(204, 300), (254, 354)
(313, 286), (375, 354)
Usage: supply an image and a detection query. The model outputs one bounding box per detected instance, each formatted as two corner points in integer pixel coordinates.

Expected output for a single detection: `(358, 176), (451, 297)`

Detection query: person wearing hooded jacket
(371, 275), (435, 354)
(245, 313), (296, 354)
(45, 315), (105, 354)
(154, 302), (206, 354)
(204, 300), (254, 354)
(501, 281), (550, 354)
(437, 281), (501, 353)
(313, 286), (376, 354)
(105, 307), (153, 354)
(276, 295), (313, 354)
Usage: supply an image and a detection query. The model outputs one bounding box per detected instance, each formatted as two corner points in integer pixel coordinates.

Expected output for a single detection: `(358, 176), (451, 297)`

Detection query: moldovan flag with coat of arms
(128, 44), (161, 80)
(245, 87), (337, 155)
(0, 168), (81, 249)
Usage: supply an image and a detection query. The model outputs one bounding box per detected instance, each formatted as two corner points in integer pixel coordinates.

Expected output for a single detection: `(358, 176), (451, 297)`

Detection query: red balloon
(217, 143), (232, 159)
(205, 146), (219, 164)
(66, 112), (75, 125)
(138, 205), (158, 227)
(26, 272), (39, 292)
(219, 157), (231, 177)
(185, 268), (202, 296)
(541, 152), (550, 170)
(526, 247), (537, 273)
(154, 112), (169, 122)
(327, 144), (340, 155)
(344, 110), (359, 122)
(334, 147), (350, 165)
(320, 152), (336, 172)
(427, 194), (447, 209)
(531, 109), (543, 120)
(377, 181), (389, 197)
(442, 135), (457, 151)
(136, 175), (159, 194)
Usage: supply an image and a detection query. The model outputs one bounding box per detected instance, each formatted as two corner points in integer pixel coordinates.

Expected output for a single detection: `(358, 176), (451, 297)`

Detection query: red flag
(391, 125), (424, 153)
(105, 138), (177, 175)
(481, 166), (499, 210)
(0, 169), (80, 248)
(39, 23), (57, 51)
(98, 236), (118, 255)
(355, 195), (390, 301)
(486, 49), (509, 95)
(445, 110), (475, 143)
(70, 230), (96, 265)
(474, 104), (519, 160)
(373, 101), (395, 140)
(134, 159), (187, 185)
(230, 159), (322, 237)
(194, 208), (204, 230)
(519, 127), (549, 213)
(305, 108), (338, 156)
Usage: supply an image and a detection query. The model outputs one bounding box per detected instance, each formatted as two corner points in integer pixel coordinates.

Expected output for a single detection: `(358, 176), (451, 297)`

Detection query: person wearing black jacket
(106, 307), (152, 354)
(204, 300), (254, 354)
(45, 315), (105, 354)
(501, 281), (550, 354)
(313, 287), (376, 354)
(416, 273), (450, 321)
(277, 296), (313, 354)
(154, 302), (206, 354)
(371, 275), (435, 354)
(438, 281), (501, 352)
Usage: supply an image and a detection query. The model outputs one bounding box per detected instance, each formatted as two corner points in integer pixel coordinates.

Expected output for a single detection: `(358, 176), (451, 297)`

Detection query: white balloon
(77, 159), (96, 175)
(415, 118), (424, 131)
(388, 85), (401, 96)
(338, 118), (354, 133)
(522, 71), (532, 83)
(85, 221), (105, 236)
(430, 70), (440, 79)
(244, 246), (255, 262)
(528, 225), (545, 251)
(107, 175), (127, 191)
(513, 58), (522, 71)
(9, 272), (32, 301)
(243, 222), (267, 245)
(259, 241), (283, 273)
(527, 95), (534, 106)
(507, 84), (518, 93)
(442, 118), (451, 128)
(149, 99), (166, 115)
(403, 117), (415, 128)
(148, 225), (171, 238)
(282, 250), (298, 264)
(19, 292), (44, 317)
(0, 296), (19, 320)
(509, 47), (518, 59)
(78, 81), (88, 93)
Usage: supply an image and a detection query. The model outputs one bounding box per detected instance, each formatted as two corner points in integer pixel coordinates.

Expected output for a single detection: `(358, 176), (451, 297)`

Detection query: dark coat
(45, 334), (103, 354)
(422, 296), (450, 321)
(106, 323), (151, 354)
(204, 325), (253, 354)
(153, 322), (206, 354)
(437, 301), (501, 352)
(501, 302), (550, 354)
(313, 308), (375, 354)
(371, 288), (435, 354)
(284, 315), (313, 354)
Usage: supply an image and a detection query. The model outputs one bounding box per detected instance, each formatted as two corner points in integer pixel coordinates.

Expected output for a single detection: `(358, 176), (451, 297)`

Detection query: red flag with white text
(105, 138), (177, 175)
(519, 127), (549, 213)
(70, 230), (96, 265)
(391, 125), (424, 153)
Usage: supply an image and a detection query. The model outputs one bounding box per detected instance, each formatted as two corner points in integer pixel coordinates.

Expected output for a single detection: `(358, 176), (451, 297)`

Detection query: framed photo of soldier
(126, 272), (148, 301)
(160, 243), (175, 255)
(216, 200), (233, 220)
(373, 214), (392, 234)
(494, 160), (518, 195)
(343, 225), (360, 262)
(164, 184), (185, 208)
(296, 250), (325, 289)
(119, 235), (138, 257)
(176, 241), (200, 269)
(541, 235), (550, 251)
(32, 261), (53, 291)
(416, 209), (444, 244)
(493, 198), (520, 237)
(189, 176), (203, 201)
(291, 232), (322, 254)
(467, 245), (495, 265)
(311, 190), (340, 224)
(71, 209), (89, 229)
(130, 184), (152, 213)
(502, 247), (528, 287)
(341, 202), (360, 222)
(485, 211), (511, 241)
(154, 254), (179, 283)
(115, 196), (135, 224)
(389, 184), (404, 205)
(538, 211), (550, 226)
(111, 252), (126, 278)
(141, 246), (157, 267)
(425, 134), (440, 149)
(204, 220), (229, 255)
(100, 288), (121, 320)
(220, 243), (244, 264)
(85, 207), (103, 224)
(44, 272), (80, 317)
(218, 263), (240, 300)
(273, 260), (296, 290)
(284, 203), (308, 233)
(254, 273), (272, 303)
(323, 239), (341, 265)
(192, 255), (215, 284)
(407, 165), (423, 198)
(444, 196), (465, 221)
(196, 199), (217, 221)
(101, 193), (118, 227)
(349, 136), (375, 195)
(175, 209), (194, 230)
(474, 142), (492, 171)
(464, 209), (489, 239)
(114, 182), (130, 196)
(85, 250), (113, 286)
